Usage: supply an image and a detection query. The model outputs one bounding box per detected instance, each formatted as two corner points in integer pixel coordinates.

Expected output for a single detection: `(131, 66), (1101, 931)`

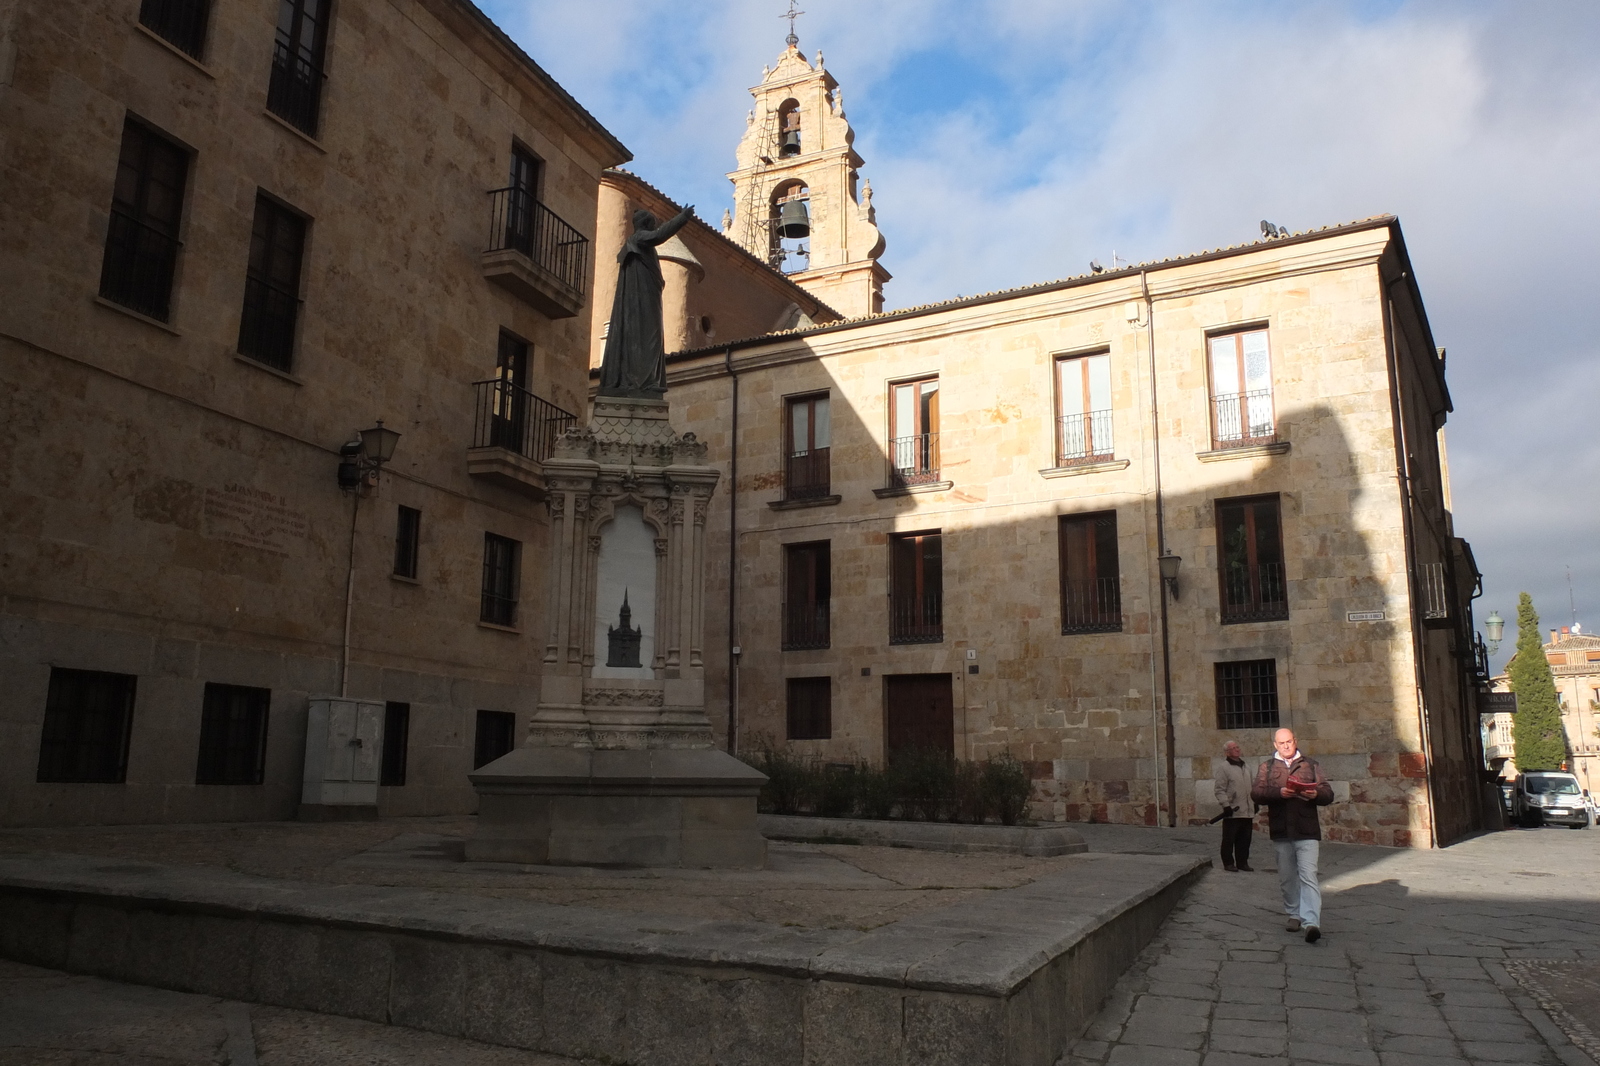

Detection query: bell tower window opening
(778, 99), (802, 157)
(770, 182), (810, 274)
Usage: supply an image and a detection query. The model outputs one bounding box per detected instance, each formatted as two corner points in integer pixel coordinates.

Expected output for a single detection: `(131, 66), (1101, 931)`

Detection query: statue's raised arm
(598, 205), (697, 399)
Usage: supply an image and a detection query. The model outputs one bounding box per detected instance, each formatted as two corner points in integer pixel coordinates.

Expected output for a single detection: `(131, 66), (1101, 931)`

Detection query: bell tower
(726, 35), (888, 318)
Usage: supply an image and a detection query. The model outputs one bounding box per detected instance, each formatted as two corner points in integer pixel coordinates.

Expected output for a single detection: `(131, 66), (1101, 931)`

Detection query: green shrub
(815, 763), (857, 818)
(953, 760), (989, 824)
(983, 753), (1034, 825)
(854, 763), (895, 819)
(895, 748), (954, 821)
(751, 746), (812, 815)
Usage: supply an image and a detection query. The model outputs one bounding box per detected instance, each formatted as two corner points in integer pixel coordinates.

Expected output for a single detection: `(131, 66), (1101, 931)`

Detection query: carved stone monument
(467, 207), (765, 867)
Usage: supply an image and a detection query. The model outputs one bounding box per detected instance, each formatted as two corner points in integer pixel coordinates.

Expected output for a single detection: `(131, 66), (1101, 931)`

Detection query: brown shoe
(1237, 864), (1254, 872)
(1286, 917), (1302, 932)
(1223, 863), (1238, 872)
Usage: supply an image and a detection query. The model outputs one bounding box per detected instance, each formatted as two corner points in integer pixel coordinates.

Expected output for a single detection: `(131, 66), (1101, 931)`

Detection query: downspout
(725, 347), (740, 755)
(1382, 274), (1438, 847)
(1143, 271), (1178, 827)
(339, 490), (360, 698)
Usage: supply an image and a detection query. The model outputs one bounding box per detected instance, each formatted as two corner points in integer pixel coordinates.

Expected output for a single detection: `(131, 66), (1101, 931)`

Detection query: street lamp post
(338, 421), (402, 696)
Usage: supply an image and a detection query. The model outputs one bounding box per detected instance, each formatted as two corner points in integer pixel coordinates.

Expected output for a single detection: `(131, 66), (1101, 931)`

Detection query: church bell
(776, 197), (810, 239)
(780, 129), (802, 157)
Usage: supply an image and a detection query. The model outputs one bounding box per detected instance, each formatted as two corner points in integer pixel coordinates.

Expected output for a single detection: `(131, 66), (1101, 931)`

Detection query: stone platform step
(759, 814), (1088, 856)
(0, 849), (1207, 1066)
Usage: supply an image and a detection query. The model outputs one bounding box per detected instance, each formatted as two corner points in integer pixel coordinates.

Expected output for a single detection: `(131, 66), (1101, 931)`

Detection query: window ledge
(390, 574), (421, 586)
(234, 353), (303, 384)
(769, 495), (841, 511)
(1197, 441), (1290, 462)
(874, 480), (953, 499)
(262, 109), (327, 153)
(1040, 459), (1130, 479)
(94, 295), (182, 336)
(133, 22), (216, 77)
(478, 621), (521, 634)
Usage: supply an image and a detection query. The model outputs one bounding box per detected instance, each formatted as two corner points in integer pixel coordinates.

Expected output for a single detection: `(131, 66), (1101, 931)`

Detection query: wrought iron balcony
(1061, 577), (1122, 634)
(890, 592), (943, 644)
(267, 38), (325, 136)
(1212, 390), (1277, 449)
(783, 604), (830, 650)
(99, 209), (181, 322)
(1057, 410), (1114, 466)
(481, 188), (589, 318)
(785, 447), (831, 501)
(888, 432), (941, 489)
(1418, 561), (1451, 626)
(1220, 561), (1288, 623)
(467, 378), (577, 499)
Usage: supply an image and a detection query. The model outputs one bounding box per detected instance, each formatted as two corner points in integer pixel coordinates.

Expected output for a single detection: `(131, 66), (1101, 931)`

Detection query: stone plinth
(469, 396), (765, 867)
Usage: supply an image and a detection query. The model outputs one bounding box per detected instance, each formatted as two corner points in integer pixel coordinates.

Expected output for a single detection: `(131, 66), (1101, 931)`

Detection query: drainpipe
(339, 490), (360, 698)
(1143, 271), (1178, 828)
(725, 347), (740, 755)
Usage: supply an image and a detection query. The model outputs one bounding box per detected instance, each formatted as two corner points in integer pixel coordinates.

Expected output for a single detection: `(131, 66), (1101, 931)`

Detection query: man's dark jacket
(1250, 754), (1334, 841)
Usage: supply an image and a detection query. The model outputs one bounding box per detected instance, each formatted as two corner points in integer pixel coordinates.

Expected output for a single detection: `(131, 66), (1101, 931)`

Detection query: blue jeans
(1274, 838), (1321, 927)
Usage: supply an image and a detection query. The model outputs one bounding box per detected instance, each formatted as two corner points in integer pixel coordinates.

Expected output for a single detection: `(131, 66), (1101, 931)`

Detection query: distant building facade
(1489, 627), (1600, 791)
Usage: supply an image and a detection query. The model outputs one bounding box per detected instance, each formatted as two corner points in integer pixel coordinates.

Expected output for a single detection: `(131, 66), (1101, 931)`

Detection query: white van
(1512, 771), (1590, 829)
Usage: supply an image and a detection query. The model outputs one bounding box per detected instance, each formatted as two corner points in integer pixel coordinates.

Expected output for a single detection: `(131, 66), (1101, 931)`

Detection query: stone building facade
(1489, 627), (1600, 791)
(0, 0), (627, 824)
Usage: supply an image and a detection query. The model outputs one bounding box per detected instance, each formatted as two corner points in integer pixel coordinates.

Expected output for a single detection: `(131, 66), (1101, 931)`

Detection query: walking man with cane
(1251, 727), (1334, 942)
(1214, 740), (1255, 871)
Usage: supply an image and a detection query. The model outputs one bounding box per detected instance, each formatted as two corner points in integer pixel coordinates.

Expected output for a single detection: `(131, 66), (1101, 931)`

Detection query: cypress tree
(1509, 592), (1566, 771)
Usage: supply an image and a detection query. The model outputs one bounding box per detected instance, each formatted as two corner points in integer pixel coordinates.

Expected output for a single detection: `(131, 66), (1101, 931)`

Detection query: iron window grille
(480, 533), (521, 627)
(394, 506), (420, 579)
(139, 0), (210, 58)
(1058, 511), (1122, 633)
(889, 378), (940, 488)
(1056, 352), (1113, 464)
(267, 0), (329, 136)
(1208, 329), (1276, 448)
(1418, 561), (1450, 622)
(890, 532), (943, 644)
(237, 195), (306, 372)
(381, 701), (409, 786)
(473, 709), (515, 769)
(1217, 495), (1288, 623)
(1215, 660), (1281, 730)
(783, 541), (831, 649)
(195, 683), (270, 785)
(99, 119), (188, 322)
(36, 668), (137, 784)
(784, 393), (831, 500)
(484, 189), (591, 297)
(471, 379), (577, 463)
(786, 677), (832, 740)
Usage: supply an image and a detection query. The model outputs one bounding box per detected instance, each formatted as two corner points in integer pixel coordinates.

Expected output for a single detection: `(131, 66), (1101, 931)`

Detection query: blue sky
(484, 0), (1600, 667)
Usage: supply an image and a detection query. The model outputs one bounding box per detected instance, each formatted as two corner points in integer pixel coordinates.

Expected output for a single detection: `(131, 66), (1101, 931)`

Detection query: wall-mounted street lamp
(1484, 610), (1505, 655)
(338, 420), (402, 491)
(1158, 552), (1182, 600)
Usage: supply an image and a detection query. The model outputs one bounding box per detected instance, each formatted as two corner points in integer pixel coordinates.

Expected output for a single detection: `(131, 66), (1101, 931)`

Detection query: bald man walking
(1250, 728), (1335, 942)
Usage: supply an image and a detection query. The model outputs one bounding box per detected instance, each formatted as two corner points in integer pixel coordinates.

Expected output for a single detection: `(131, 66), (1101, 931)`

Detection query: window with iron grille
(500, 145), (542, 255)
(99, 118), (188, 322)
(784, 393), (831, 500)
(195, 683), (270, 785)
(480, 533), (521, 626)
(394, 506), (420, 579)
(783, 541), (831, 649)
(890, 531), (943, 643)
(36, 668), (137, 784)
(1059, 511), (1121, 633)
(1216, 494), (1288, 623)
(237, 194), (306, 371)
(1208, 329), (1276, 448)
(786, 677), (832, 740)
(1055, 352), (1113, 465)
(139, 0), (210, 58)
(267, 0), (330, 136)
(888, 378), (940, 487)
(381, 701), (409, 786)
(1214, 660), (1280, 730)
(474, 709), (515, 769)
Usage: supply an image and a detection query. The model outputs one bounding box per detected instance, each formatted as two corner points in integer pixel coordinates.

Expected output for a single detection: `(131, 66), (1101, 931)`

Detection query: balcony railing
(1061, 578), (1122, 634)
(889, 432), (941, 488)
(783, 604), (830, 649)
(237, 275), (299, 371)
(472, 379), (577, 463)
(267, 38), (325, 136)
(890, 592), (943, 644)
(486, 188), (590, 298)
(139, 0), (209, 58)
(1418, 561), (1451, 624)
(99, 210), (181, 322)
(1057, 410), (1114, 466)
(785, 447), (831, 500)
(1221, 561), (1288, 623)
(1212, 389), (1276, 449)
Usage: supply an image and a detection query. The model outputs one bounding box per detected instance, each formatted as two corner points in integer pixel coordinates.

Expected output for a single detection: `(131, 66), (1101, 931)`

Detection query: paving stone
(1135, 995), (1214, 1018)
(1375, 1055), (1470, 1066)
(1202, 1054), (1289, 1066)
(1286, 1041), (1381, 1065)
(1106, 1045), (1199, 1065)
(1373, 1034), (1463, 1057)
(1212, 1002), (1287, 1023)
(1217, 985), (1285, 1005)
(1210, 1017), (1286, 1039)
(1146, 981), (1221, 1001)
(1209, 1031), (1288, 1056)
(1454, 1041), (1552, 1063)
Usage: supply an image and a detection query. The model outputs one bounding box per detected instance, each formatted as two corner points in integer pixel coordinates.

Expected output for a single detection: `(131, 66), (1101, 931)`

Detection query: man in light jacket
(1251, 727), (1335, 943)
(1214, 740), (1255, 872)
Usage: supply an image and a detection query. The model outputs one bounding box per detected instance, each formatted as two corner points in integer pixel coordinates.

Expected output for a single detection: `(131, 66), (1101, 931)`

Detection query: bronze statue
(598, 205), (695, 398)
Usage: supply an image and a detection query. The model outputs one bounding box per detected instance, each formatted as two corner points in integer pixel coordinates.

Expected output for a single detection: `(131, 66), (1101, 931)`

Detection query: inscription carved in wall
(202, 484), (309, 555)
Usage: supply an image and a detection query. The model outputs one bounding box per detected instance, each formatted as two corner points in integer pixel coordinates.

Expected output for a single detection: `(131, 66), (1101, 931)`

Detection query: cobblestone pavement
(1065, 823), (1600, 1066)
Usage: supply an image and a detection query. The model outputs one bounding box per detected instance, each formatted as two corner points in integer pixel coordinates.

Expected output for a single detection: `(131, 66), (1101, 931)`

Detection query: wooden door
(884, 674), (954, 759)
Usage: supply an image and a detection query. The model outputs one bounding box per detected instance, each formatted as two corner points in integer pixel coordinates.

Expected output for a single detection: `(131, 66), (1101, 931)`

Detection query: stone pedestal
(299, 696), (384, 821)
(467, 397), (766, 868)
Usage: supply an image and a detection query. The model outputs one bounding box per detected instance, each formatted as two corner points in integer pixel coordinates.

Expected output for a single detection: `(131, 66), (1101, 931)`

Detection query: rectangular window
(890, 531), (943, 644)
(36, 668), (137, 784)
(501, 144), (542, 255)
(237, 194), (306, 372)
(889, 378), (940, 487)
(1217, 495), (1288, 623)
(1215, 660), (1280, 730)
(139, 0), (210, 58)
(783, 541), (831, 649)
(1209, 329), (1275, 448)
(480, 533), (521, 627)
(473, 709), (515, 769)
(267, 0), (330, 136)
(1058, 511), (1121, 633)
(380, 701), (409, 786)
(786, 677), (832, 740)
(393, 506), (420, 579)
(489, 331), (530, 451)
(99, 118), (188, 322)
(1055, 352), (1113, 465)
(195, 683), (270, 785)
(784, 393), (831, 500)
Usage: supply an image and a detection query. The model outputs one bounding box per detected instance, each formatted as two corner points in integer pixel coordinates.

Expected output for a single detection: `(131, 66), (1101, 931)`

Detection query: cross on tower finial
(781, 0), (804, 47)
